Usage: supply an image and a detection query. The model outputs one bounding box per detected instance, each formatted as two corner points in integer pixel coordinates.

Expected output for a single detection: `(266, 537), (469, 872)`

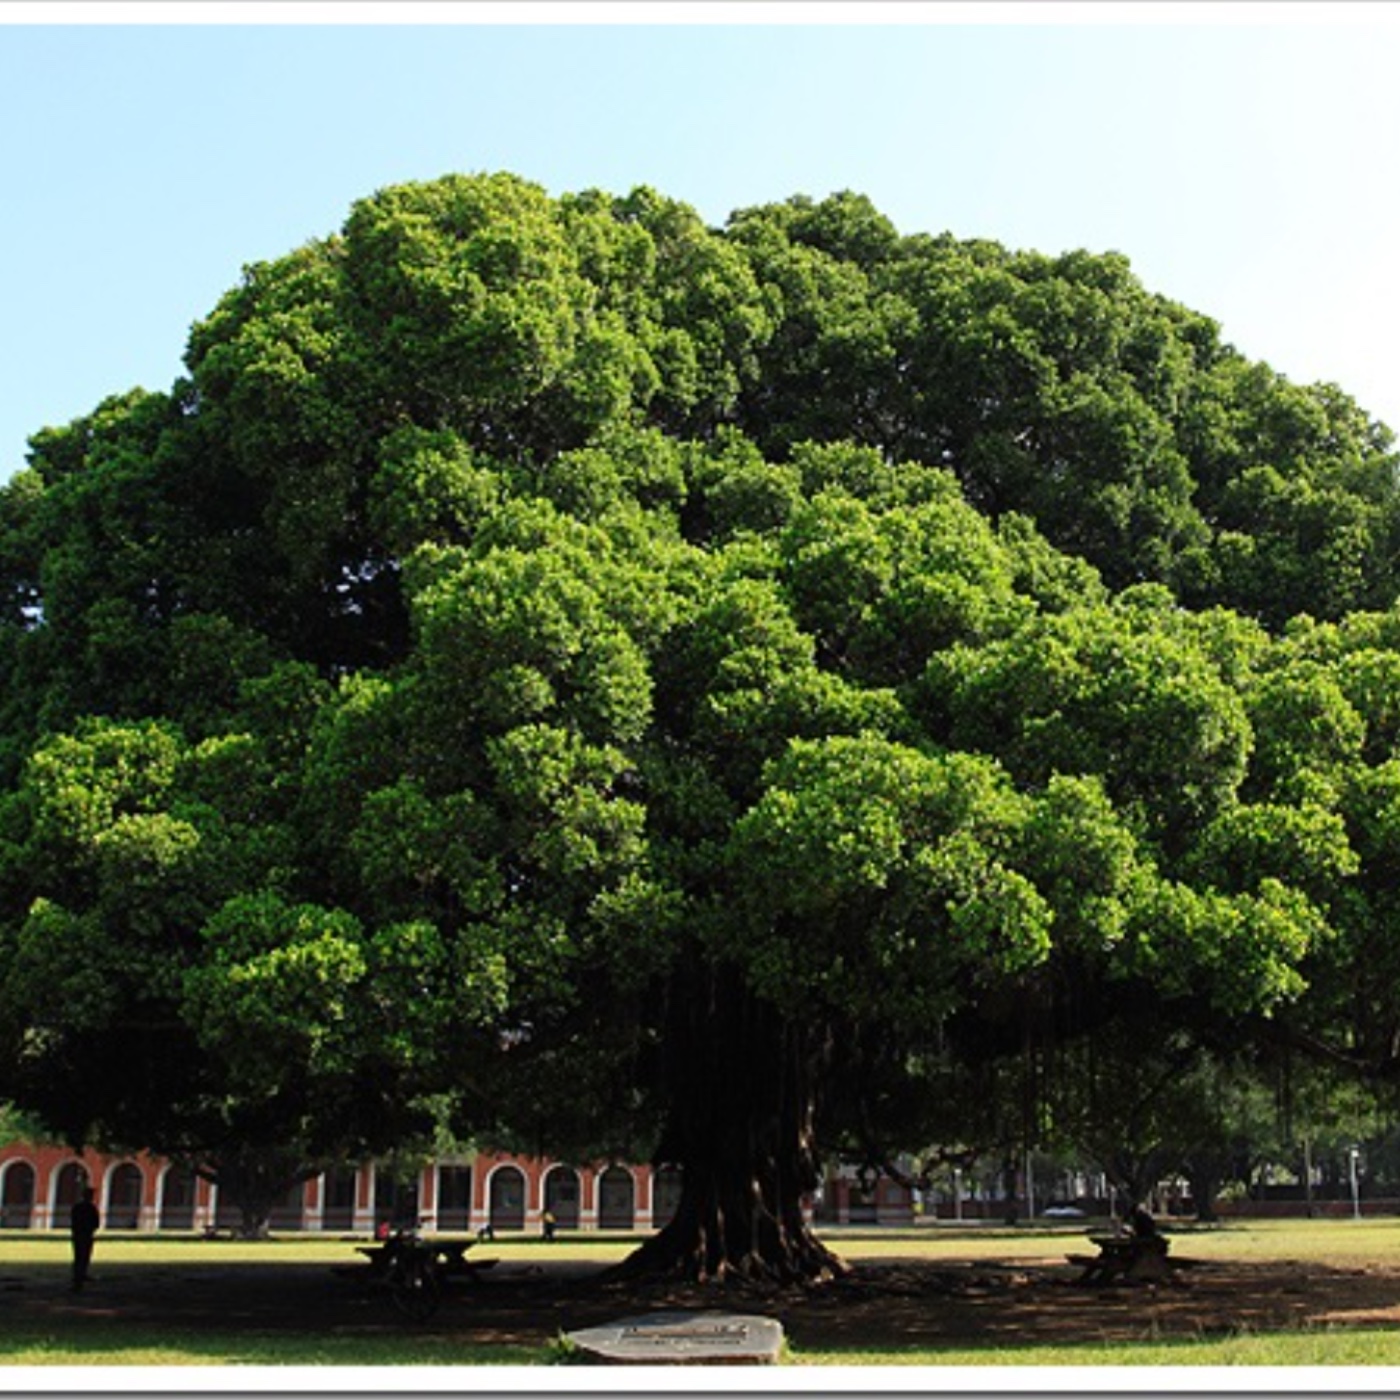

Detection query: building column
(139, 1162), (160, 1232)
(524, 1158), (543, 1233)
(94, 1165), (113, 1228)
(304, 1173), (325, 1234)
(34, 1154), (57, 1233)
(352, 1163), (376, 1234)
(196, 1175), (216, 1235)
(152, 1165), (170, 1233)
(418, 1163), (438, 1232)
(578, 1166), (599, 1231)
(469, 1154), (488, 1236)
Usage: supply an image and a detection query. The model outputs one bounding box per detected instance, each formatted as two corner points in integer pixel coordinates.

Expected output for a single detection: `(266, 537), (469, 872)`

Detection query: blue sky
(4, 4), (1400, 484)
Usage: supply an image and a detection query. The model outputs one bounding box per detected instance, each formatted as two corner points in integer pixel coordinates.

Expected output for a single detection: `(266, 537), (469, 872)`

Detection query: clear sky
(4, 3), (1400, 484)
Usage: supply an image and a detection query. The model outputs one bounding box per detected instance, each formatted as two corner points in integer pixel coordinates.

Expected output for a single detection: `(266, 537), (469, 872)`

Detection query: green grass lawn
(4, 1220), (1400, 1368)
(793, 1332), (1400, 1366)
(829, 1214), (1400, 1264)
(0, 1228), (639, 1268)
(0, 1327), (539, 1368)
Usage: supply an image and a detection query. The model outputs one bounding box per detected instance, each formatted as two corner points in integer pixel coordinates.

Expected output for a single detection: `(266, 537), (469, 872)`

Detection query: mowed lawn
(4, 1219), (1400, 1368)
(829, 1214), (1400, 1265)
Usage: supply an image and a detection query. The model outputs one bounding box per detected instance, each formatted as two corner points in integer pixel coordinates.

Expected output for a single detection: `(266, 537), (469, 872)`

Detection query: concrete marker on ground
(564, 1309), (784, 1364)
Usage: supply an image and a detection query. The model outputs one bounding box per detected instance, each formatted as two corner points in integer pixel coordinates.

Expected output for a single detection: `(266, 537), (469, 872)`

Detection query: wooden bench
(354, 1237), (497, 1280)
(1067, 1233), (1173, 1285)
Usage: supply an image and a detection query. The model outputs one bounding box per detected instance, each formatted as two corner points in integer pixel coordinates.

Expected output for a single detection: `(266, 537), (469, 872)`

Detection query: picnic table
(1066, 1230), (1173, 1285)
(340, 1231), (498, 1320)
(356, 1235), (495, 1279)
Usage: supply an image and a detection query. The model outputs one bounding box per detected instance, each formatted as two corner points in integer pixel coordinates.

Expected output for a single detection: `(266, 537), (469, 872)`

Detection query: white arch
(156, 1160), (197, 1229)
(46, 1159), (89, 1231)
(482, 1159), (528, 1196)
(0, 1157), (37, 1229)
(542, 1163), (582, 1227)
(595, 1162), (637, 1230)
(104, 1160), (146, 1229)
(484, 1161), (528, 1230)
(652, 1164), (683, 1227)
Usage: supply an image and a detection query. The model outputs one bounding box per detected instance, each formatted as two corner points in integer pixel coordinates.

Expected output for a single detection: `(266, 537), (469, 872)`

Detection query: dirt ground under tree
(10, 1247), (1400, 1356)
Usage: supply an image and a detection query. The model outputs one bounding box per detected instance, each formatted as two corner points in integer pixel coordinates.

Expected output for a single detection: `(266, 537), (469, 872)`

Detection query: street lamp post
(1348, 1147), (1361, 1221)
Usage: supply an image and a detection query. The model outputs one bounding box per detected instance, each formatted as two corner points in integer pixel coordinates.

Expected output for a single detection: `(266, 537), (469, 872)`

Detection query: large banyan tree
(3, 172), (1400, 1273)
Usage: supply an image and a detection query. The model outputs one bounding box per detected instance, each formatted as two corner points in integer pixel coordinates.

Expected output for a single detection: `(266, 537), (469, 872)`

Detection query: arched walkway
(1, 1160), (35, 1228)
(320, 1166), (357, 1232)
(159, 1164), (198, 1230)
(106, 1162), (144, 1229)
(543, 1165), (581, 1229)
(652, 1165), (683, 1228)
(374, 1169), (419, 1232)
(597, 1165), (635, 1231)
(269, 1178), (305, 1231)
(488, 1165), (527, 1231)
(436, 1164), (473, 1232)
(50, 1161), (89, 1229)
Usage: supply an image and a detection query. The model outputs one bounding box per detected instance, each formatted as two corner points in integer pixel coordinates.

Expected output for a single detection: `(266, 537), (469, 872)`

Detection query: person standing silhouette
(70, 1186), (100, 1291)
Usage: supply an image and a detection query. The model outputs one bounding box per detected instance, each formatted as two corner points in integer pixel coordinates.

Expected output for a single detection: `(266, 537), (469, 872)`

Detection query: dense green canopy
(2, 173), (1399, 1268)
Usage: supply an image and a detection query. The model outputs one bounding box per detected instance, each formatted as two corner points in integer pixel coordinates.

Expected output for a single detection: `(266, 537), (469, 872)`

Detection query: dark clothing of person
(70, 1197), (99, 1290)
(1130, 1204), (1158, 1239)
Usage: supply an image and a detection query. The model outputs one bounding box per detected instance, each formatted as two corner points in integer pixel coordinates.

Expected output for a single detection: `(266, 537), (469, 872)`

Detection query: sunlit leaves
(1122, 876), (1327, 1013)
(184, 893), (370, 1084)
(369, 425), (504, 554)
(1014, 774), (1143, 955)
(922, 602), (1252, 849)
(342, 173), (589, 420)
(727, 735), (1054, 1022)
(1188, 802), (1358, 903)
(25, 719), (184, 855)
(487, 723), (645, 882)
(1244, 662), (1365, 805)
(411, 534), (653, 745)
(348, 778), (501, 922)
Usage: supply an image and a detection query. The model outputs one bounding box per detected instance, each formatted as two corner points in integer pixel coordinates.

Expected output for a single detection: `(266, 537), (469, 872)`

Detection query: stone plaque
(564, 1309), (785, 1365)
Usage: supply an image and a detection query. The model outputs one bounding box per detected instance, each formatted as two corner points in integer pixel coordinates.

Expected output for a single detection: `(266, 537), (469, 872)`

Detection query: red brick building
(816, 1165), (916, 1225)
(0, 1139), (924, 1233)
(0, 1140), (685, 1235)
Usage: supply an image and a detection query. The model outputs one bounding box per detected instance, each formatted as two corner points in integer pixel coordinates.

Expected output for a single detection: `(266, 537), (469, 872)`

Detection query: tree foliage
(2, 173), (1399, 1258)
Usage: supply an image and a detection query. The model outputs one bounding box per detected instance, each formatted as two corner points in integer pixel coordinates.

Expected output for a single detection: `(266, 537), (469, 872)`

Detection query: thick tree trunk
(619, 1135), (845, 1285)
(197, 1146), (313, 1241)
(1000, 1152), (1020, 1225)
(236, 1203), (273, 1241)
(1182, 1157), (1223, 1222)
(614, 963), (845, 1285)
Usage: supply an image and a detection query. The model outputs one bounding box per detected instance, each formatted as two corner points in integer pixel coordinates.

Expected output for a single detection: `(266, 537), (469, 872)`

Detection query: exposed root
(604, 1210), (848, 1289)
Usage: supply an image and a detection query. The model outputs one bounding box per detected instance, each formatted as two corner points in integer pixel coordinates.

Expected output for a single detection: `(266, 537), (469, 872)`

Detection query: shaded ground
(7, 1247), (1400, 1356)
